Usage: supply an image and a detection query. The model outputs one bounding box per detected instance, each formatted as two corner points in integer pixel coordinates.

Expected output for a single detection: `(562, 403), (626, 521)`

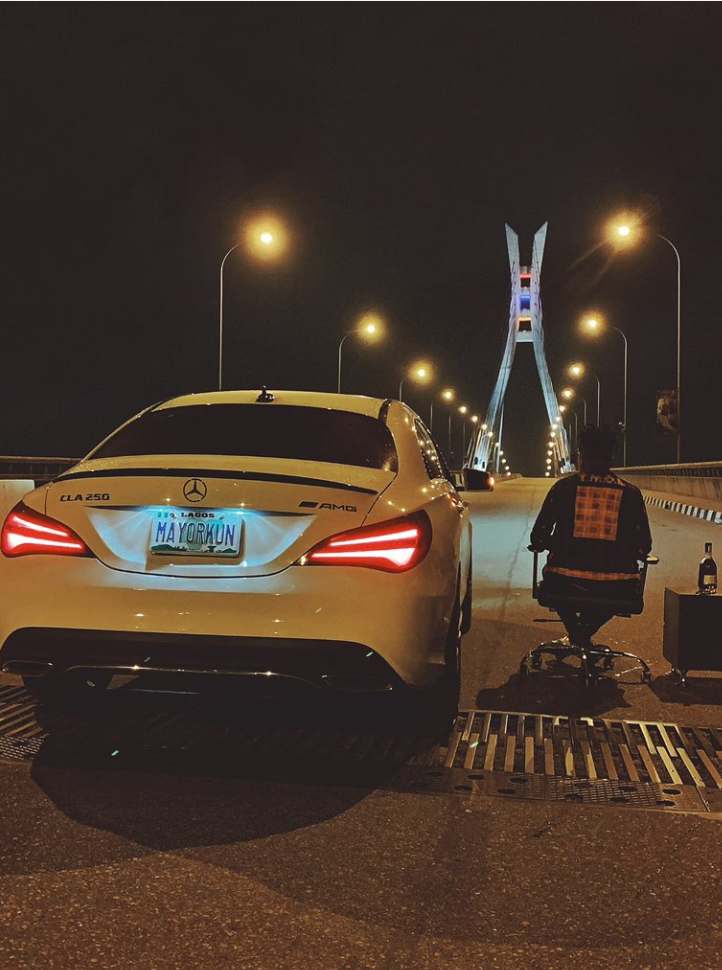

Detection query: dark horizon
(2, 6), (720, 475)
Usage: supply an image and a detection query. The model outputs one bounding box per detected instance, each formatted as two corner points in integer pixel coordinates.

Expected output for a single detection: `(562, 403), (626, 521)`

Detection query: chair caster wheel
(531, 654), (542, 669)
(642, 670), (651, 684)
(579, 668), (597, 689)
(603, 657), (614, 671)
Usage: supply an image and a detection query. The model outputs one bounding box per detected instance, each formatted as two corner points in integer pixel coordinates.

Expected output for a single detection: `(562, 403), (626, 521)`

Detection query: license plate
(149, 509), (242, 557)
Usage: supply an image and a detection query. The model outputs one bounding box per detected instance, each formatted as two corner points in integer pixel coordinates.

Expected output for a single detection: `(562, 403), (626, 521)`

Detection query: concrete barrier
(0, 480), (35, 519)
(614, 462), (722, 503)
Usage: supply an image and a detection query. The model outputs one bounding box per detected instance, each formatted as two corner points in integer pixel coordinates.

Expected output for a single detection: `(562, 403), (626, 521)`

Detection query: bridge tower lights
(469, 223), (572, 473)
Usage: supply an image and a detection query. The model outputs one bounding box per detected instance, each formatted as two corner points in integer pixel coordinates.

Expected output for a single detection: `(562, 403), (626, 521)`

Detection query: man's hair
(578, 424), (617, 468)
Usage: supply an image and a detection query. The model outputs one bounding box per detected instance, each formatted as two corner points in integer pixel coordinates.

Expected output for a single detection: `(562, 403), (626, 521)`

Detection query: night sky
(2, 6), (721, 474)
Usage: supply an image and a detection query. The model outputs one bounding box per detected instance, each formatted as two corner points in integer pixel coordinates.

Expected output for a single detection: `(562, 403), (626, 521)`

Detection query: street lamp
(568, 362), (599, 424)
(583, 313), (629, 464)
(461, 412), (478, 461)
(609, 218), (682, 462)
(218, 212), (289, 391)
(430, 388), (455, 436)
(337, 313), (384, 393)
(459, 406), (470, 458)
(399, 361), (432, 402)
(561, 386), (584, 422)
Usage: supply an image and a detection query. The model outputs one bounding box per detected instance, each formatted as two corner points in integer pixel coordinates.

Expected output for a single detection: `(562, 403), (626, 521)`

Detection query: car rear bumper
(0, 556), (455, 688)
(1, 628), (402, 693)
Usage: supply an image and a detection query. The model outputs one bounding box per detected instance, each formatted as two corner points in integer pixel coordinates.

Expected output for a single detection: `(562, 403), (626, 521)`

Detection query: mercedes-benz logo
(183, 478), (207, 503)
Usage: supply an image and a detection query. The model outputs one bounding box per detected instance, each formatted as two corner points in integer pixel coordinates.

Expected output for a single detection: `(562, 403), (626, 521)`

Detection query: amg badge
(299, 501), (357, 512)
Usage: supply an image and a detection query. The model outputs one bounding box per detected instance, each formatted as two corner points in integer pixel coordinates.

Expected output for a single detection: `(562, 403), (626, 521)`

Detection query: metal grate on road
(1, 686), (722, 814)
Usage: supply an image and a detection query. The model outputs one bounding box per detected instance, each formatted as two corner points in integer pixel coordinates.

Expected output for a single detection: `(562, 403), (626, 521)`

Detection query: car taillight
(1, 502), (91, 558)
(302, 511), (431, 573)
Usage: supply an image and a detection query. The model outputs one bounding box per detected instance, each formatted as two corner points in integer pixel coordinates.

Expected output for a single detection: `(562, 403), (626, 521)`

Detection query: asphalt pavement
(1, 478), (721, 970)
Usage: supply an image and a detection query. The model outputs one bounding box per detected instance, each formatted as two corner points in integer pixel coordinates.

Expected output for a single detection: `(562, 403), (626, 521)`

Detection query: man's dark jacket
(530, 472), (652, 581)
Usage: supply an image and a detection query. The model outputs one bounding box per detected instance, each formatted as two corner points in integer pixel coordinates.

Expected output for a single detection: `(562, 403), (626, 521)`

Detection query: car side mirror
(463, 468), (487, 491)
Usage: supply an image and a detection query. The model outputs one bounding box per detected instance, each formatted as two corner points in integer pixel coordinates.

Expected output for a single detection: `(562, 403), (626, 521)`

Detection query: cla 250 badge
(60, 492), (111, 502)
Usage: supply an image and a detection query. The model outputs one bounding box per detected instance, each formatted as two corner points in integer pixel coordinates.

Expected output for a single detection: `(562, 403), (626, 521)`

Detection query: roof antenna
(256, 386), (275, 403)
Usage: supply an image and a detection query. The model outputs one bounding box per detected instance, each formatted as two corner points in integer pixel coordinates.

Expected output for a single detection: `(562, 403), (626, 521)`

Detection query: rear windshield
(88, 404), (398, 472)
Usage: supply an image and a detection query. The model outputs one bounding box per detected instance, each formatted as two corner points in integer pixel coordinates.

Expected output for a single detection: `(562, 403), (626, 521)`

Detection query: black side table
(663, 587), (722, 687)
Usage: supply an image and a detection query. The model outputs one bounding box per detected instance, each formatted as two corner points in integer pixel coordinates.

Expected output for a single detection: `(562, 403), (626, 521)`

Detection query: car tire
(406, 588), (461, 735)
(22, 671), (112, 706)
(461, 566), (472, 635)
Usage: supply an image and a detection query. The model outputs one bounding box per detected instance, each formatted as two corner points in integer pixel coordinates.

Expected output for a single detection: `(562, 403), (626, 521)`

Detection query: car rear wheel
(22, 671), (112, 706)
(405, 589), (461, 735)
(461, 566), (472, 635)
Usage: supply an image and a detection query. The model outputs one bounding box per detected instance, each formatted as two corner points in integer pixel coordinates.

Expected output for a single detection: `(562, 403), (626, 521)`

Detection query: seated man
(530, 425), (653, 649)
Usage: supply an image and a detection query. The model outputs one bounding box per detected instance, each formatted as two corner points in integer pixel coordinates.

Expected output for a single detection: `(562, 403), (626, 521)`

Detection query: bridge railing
(615, 462), (722, 504)
(0, 456), (78, 485)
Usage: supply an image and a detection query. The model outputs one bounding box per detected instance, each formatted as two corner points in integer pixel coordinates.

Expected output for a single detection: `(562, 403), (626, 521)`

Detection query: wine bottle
(698, 542), (718, 594)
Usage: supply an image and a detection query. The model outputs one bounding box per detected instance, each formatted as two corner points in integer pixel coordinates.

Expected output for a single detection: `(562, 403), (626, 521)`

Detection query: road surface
(1, 478), (720, 970)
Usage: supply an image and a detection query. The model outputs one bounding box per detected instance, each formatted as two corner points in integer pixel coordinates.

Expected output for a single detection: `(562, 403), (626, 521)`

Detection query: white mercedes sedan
(0, 390), (472, 716)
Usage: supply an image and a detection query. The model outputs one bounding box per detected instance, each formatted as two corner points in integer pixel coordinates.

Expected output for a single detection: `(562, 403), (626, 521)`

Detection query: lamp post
(218, 214), (288, 391)
(431, 388), (455, 436)
(561, 385), (586, 424)
(583, 314), (628, 464)
(458, 405), (469, 458)
(337, 314), (384, 393)
(218, 243), (240, 391)
(467, 414), (479, 464)
(399, 362), (432, 403)
(659, 235), (682, 463)
(594, 373), (601, 425)
(611, 221), (682, 462)
(568, 363), (597, 424)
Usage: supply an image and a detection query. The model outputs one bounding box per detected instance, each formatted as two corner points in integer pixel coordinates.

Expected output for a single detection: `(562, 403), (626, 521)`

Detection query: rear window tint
(89, 404), (398, 472)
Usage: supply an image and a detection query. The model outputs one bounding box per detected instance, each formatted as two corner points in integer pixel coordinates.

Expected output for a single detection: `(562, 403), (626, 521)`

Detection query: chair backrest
(529, 548), (658, 612)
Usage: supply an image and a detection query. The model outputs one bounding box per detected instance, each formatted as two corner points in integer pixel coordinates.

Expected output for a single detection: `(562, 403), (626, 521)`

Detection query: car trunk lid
(45, 455), (393, 577)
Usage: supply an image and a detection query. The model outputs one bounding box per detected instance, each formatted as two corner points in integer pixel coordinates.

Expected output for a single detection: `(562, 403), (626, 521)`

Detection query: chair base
(520, 639), (651, 689)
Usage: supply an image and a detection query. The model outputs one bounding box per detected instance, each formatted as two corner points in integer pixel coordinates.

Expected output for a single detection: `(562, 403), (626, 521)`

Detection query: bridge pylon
(468, 223), (572, 474)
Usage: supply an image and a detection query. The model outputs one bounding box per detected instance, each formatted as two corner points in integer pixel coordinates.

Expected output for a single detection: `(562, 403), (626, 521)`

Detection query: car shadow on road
(23, 681), (446, 862)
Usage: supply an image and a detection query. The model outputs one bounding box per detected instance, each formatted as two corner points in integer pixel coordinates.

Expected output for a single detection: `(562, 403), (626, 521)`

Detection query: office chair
(520, 548), (659, 688)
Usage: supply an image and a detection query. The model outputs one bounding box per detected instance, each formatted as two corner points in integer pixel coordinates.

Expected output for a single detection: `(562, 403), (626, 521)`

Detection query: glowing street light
(399, 360), (432, 402)
(430, 387), (455, 436)
(240, 214), (290, 263)
(568, 362), (600, 424)
(458, 405), (470, 456)
(582, 311), (630, 464)
(218, 212), (291, 390)
(337, 313), (385, 393)
(607, 213), (682, 460)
